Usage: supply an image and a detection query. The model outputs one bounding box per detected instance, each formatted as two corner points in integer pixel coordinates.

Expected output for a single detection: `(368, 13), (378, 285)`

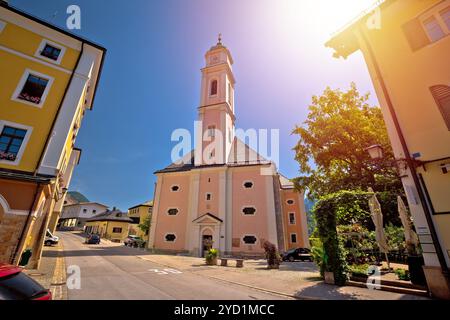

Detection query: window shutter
(430, 85), (450, 130)
(402, 18), (431, 51)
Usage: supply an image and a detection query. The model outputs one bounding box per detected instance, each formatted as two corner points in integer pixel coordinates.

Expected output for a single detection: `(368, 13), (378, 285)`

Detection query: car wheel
(288, 256), (295, 262)
(44, 241), (52, 246)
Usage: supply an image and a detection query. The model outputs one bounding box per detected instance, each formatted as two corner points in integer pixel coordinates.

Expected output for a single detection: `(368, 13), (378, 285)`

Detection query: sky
(11, 0), (379, 211)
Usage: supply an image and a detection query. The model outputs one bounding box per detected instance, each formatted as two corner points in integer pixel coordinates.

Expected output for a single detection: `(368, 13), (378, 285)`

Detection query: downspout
(358, 25), (449, 276)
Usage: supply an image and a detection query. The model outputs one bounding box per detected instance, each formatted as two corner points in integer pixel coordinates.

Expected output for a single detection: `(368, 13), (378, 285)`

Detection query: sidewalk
(23, 241), (67, 300)
(136, 252), (429, 300)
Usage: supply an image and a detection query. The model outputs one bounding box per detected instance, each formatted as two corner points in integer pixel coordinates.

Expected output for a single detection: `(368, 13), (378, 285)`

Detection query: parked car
(85, 234), (101, 244)
(0, 264), (52, 300)
(124, 235), (142, 247)
(282, 248), (313, 262)
(44, 229), (59, 246)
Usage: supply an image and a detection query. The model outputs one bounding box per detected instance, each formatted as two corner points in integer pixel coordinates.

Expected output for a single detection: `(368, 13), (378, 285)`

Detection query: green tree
(138, 215), (151, 236)
(292, 83), (403, 200)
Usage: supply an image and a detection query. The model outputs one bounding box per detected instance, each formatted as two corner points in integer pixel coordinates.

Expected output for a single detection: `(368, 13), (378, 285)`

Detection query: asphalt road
(60, 232), (289, 300)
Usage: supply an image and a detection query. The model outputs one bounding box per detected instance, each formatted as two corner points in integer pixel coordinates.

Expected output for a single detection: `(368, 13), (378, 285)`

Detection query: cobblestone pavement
(134, 252), (429, 300)
(23, 241), (67, 300)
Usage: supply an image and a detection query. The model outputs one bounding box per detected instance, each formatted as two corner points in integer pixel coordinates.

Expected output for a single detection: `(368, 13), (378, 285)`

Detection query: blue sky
(11, 0), (378, 210)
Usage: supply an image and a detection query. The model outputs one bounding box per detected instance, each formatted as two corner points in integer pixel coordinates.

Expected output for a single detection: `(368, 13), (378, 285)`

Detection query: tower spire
(217, 33), (222, 45)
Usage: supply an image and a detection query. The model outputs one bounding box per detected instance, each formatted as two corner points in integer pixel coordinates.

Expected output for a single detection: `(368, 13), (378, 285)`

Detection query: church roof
(154, 138), (272, 174)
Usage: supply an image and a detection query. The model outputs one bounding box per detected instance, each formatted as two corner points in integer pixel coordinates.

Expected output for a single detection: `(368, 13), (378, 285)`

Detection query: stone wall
(0, 213), (27, 263)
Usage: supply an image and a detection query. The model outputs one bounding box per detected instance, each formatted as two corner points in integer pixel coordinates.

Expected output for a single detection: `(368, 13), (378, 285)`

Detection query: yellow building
(85, 209), (133, 243)
(326, 0), (450, 299)
(127, 201), (153, 240)
(0, 2), (106, 268)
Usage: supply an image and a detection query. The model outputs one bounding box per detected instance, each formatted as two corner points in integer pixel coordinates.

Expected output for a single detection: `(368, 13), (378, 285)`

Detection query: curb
(50, 240), (67, 300)
(136, 255), (320, 300)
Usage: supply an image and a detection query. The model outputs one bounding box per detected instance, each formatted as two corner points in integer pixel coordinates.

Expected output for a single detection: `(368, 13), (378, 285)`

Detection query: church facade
(148, 38), (309, 257)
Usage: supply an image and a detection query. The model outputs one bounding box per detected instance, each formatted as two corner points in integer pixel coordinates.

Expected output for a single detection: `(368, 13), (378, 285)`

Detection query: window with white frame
(242, 207), (256, 215)
(167, 208), (179, 216)
(242, 235), (257, 245)
(286, 199), (294, 205)
(206, 193), (212, 201)
(243, 181), (253, 189)
(288, 212), (296, 225)
(171, 185), (180, 192)
(12, 69), (54, 107)
(165, 234), (176, 242)
(0, 126), (27, 162)
(207, 125), (216, 137)
(35, 39), (66, 64)
(290, 233), (297, 243)
(421, 2), (450, 43)
(0, 121), (32, 165)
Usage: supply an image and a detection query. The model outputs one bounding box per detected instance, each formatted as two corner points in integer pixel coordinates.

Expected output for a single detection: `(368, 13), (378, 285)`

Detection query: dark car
(282, 248), (313, 262)
(0, 264), (52, 300)
(124, 235), (142, 247)
(85, 234), (101, 244)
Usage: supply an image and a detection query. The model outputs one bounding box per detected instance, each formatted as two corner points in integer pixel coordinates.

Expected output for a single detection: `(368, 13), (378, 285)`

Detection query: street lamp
(365, 144), (384, 160)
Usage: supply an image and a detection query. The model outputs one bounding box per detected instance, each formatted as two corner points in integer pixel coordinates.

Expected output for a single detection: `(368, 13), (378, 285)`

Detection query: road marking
(148, 268), (182, 275)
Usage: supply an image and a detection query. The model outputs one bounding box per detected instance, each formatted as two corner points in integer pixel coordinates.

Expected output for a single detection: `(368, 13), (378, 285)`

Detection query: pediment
(192, 213), (223, 224)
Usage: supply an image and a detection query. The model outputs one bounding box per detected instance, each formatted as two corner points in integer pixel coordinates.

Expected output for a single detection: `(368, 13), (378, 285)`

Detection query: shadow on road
(295, 283), (359, 300)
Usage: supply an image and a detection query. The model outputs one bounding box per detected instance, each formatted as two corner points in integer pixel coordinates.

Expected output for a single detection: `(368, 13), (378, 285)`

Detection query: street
(60, 232), (289, 300)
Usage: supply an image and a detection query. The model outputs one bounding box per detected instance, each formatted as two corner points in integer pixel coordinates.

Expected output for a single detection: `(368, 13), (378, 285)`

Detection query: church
(148, 37), (309, 257)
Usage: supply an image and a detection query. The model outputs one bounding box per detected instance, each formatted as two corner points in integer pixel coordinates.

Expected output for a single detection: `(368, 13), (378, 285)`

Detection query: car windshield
(0, 272), (46, 300)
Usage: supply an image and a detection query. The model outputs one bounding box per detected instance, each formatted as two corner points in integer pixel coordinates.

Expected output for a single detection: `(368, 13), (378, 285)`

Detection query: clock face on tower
(210, 54), (219, 64)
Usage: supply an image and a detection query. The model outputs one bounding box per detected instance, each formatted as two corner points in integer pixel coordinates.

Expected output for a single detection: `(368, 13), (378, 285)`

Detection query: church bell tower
(195, 35), (236, 166)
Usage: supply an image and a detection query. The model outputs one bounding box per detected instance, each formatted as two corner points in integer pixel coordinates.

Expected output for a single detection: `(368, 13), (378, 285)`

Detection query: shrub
(205, 248), (218, 265)
(348, 264), (370, 277)
(263, 240), (281, 268)
(395, 268), (410, 281)
(384, 223), (406, 251)
(313, 192), (354, 285)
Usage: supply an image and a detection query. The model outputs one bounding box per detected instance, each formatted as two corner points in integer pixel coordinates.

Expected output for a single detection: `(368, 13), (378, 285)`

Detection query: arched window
(210, 80), (218, 96)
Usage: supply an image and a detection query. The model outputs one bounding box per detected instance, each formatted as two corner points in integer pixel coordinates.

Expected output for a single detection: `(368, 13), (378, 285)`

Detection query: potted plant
(405, 241), (426, 286)
(205, 248), (218, 265)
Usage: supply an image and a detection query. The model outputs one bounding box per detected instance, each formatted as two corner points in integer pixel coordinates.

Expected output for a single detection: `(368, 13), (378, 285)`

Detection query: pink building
(148, 38), (309, 257)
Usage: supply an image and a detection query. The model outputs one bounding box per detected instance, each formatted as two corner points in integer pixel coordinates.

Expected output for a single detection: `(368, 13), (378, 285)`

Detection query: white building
(59, 202), (109, 230)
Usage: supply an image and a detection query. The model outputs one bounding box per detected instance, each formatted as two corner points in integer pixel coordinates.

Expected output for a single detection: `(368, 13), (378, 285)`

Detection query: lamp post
(365, 144), (384, 160)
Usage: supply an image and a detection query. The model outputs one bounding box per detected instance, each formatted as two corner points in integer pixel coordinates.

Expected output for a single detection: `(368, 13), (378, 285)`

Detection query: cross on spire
(218, 33), (222, 45)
